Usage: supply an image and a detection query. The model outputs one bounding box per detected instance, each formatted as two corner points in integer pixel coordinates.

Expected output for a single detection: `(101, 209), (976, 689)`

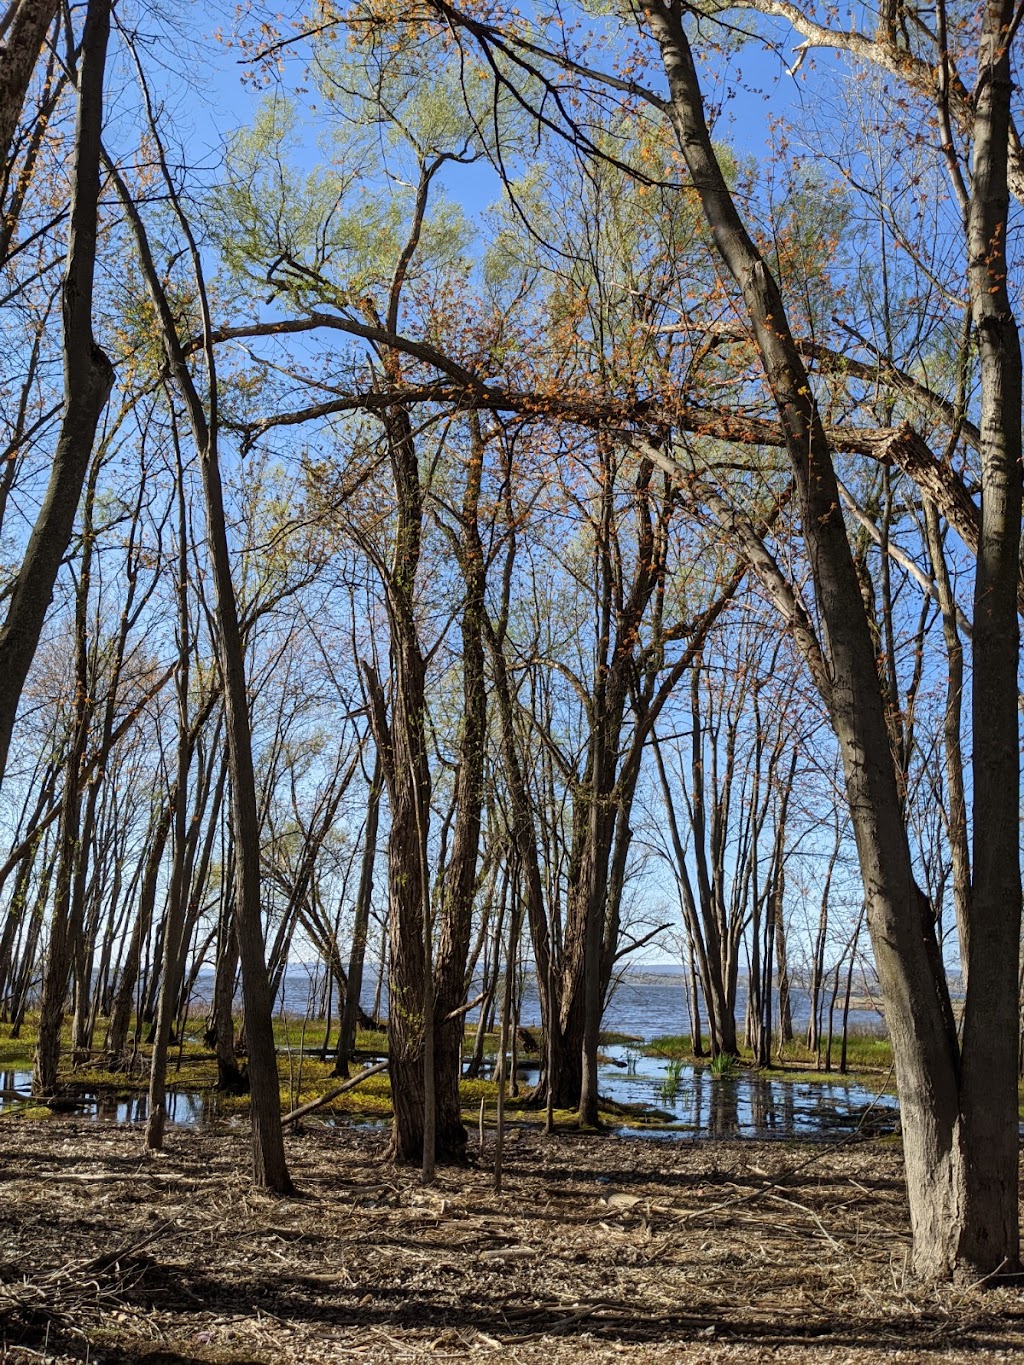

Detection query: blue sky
(137, 1), (845, 228)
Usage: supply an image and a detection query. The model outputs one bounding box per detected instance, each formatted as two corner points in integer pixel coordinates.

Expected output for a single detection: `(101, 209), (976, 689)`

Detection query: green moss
(1, 1103), (54, 1120)
(458, 1076), (518, 1106)
(354, 1026), (388, 1054)
(644, 1035), (696, 1060)
(0, 1021), (38, 1068)
(785, 1066), (897, 1093)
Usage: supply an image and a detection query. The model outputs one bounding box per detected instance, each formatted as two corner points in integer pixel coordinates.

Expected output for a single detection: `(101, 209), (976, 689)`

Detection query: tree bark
(112, 129), (292, 1193)
(335, 748), (382, 1077)
(0, 0), (58, 171)
(956, 0), (1022, 1279)
(432, 417), (488, 1159)
(642, 0), (1019, 1278)
(33, 440), (103, 1093)
(0, 0), (113, 793)
(145, 442), (191, 1150)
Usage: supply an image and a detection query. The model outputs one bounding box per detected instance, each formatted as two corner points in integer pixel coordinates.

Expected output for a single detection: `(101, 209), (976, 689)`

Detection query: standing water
(598, 1047), (899, 1138)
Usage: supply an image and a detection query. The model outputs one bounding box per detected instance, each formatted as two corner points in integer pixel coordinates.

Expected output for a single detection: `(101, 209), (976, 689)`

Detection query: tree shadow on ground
(11, 1256), (1010, 1359)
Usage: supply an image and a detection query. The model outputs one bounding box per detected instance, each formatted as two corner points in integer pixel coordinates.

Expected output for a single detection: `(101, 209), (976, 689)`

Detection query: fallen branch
(281, 1061), (388, 1125)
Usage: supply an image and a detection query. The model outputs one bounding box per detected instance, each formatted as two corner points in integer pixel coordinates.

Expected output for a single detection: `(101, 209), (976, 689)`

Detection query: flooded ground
(599, 1046), (899, 1138)
(477, 1048), (899, 1139)
(1, 1049), (900, 1141)
(0, 1069), (227, 1125)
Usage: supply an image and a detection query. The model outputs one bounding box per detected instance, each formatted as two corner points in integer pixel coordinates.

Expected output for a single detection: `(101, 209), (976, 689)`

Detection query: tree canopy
(0, 0), (1021, 1284)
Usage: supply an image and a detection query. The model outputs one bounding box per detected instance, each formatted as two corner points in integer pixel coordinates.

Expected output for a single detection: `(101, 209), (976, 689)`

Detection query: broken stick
(281, 1060), (388, 1125)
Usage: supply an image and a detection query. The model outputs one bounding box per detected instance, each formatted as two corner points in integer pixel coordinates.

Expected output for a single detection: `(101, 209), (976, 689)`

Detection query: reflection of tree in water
(748, 1077), (771, 1133)
(689, 1069), (703, 1131)
(649, 1059), (899, 1140)
(87, 1088), (221, 1126)
(707, 1075), (740, 1136)
(781, 1084), (796, 1133)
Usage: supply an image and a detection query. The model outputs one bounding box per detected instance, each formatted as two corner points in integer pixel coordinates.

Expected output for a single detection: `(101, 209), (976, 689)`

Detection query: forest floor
(2, 1119), (1023, 1364)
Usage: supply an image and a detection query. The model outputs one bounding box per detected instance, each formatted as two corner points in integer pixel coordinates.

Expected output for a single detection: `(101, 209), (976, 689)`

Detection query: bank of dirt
(1, 1119), (1022, 1362)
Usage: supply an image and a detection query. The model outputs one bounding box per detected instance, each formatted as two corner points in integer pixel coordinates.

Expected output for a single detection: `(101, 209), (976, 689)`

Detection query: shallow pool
(599, 1046), (899, 1138)
(0, 1068), (228, 1125)
(0, 1052), (901, 1141)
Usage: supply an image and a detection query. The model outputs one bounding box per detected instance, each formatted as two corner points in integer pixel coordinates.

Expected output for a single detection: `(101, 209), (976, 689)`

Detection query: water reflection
(466, 1048), (899, 1140)
(1, 1051), (901, 1141)
(88, 1090), (224, 1125)
(0, 1069), (224, 1125)
(1, 1069), (32, 1098)
(601, 1046), (900, 1139)
(708, 1073), (739, 1136)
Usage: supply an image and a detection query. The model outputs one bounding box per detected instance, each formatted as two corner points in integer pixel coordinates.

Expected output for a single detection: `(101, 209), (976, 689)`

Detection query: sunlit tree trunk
(433, 418), (488, 1157)
(113, 116), (292, 1192)
(145, 438), (191, 1150)
(335, 749), (382, 1078)
(643, 0), (1020, 1278)
(33, 443), (104, 1094)
(0, 0), (113, 792)
(0, 0), (58, 171)
(359, 397), (434, 1164)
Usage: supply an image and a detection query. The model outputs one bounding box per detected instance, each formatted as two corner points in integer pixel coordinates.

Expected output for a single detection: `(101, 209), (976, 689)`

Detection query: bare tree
(109, 88), (292, 1190)
(637, 0), (1020, 1279)
(0, 0), (114, 790)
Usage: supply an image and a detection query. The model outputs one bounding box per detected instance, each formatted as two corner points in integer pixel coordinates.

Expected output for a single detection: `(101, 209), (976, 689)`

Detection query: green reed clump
(659, 1057), (685, 1100)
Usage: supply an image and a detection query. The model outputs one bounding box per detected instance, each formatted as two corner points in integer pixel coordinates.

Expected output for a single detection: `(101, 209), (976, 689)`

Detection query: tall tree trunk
(33, 714), (87, 1094)
(0, 0), (113, 791)
(336, 748), (382, 1077)
(643, 0), (1019, 1277)
(106, 801), (172, 1061)
(0, 823), (44, 1014)
(577, 775), (613, 1127)
(956, 0), (1023, 1278)
(112, 125), (291, 1193)
(211, 872), (243, 1091)
(807, 814), (840, 1055)
(359, 404), (432, 1168)
(71, 575), (150, 1056)
(432, 418), (488, 1158)
(9, 840), (53, 1038)
(922, 501), (971, 972)
(357, 158), (452, 1165)
(482, 608), (558, 1094)
(33, 442), (104, 1093)
(0, 0), (58, 173)
(145, 441), (191, 1150)
(364, 609), (431, 1166)
(199, 412), (291, 1191)
(0, 764), (58, 1006)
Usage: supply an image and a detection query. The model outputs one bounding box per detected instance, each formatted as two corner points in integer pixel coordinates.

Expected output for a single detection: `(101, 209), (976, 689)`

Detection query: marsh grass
(0, 1023), (37, 1068)
(12, 1013), (1019, 1129)
(648, 1030), (897, 1080)
(659, 1058), (685, 1101)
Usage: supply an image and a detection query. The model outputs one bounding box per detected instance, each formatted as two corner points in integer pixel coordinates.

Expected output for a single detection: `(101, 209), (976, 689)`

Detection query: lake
(268, 962), (889, 1044)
